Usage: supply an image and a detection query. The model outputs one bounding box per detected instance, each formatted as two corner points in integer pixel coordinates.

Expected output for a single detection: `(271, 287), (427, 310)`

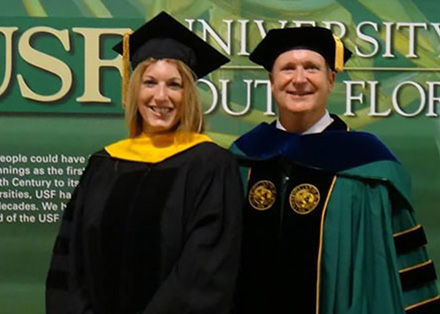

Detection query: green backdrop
(0, 1), (439, 313)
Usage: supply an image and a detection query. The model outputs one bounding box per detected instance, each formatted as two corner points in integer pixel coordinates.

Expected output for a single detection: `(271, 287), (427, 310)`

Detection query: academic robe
(46, 133), (243, 314)
(230, 116), (439, 314)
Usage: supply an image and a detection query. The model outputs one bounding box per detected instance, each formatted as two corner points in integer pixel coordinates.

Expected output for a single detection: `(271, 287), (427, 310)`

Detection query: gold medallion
(248, 180), (277, 210)
(289, 183), (320, 214)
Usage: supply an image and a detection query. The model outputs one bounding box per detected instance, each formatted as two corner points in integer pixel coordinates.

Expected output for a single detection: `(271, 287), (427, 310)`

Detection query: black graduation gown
(46, 142), (242, 314)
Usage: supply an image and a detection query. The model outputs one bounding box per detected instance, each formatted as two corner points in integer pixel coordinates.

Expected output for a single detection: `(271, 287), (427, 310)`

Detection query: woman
(46, 12), (242, 314)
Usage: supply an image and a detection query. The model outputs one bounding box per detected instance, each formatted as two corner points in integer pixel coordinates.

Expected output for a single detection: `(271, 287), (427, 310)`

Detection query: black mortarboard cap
(249, 27), (352, 72)
(113, 11), (229, 78)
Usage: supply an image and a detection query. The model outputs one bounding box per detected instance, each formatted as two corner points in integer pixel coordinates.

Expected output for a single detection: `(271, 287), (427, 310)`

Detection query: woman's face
(138, 60), (183, 134)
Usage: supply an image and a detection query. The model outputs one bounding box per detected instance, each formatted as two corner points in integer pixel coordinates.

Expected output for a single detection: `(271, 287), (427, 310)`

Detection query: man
(230, 27), (439, 314)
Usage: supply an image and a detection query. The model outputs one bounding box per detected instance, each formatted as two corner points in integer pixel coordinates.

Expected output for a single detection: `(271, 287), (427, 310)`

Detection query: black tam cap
(249, 27), (352, 72)
(113, 11), (229, 78)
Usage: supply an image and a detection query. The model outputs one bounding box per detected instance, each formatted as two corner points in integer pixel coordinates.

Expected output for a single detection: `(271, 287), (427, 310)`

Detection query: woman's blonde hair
(125, 58), (205, 138)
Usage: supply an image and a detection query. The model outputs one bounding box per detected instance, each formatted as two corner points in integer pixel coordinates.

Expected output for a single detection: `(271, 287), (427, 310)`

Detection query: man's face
(270, 49), (335, 119)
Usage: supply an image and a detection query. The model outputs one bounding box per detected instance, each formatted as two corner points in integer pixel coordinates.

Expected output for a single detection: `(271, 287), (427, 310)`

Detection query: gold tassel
(333, 35), (344, 72)
(121, 32), (132, 108)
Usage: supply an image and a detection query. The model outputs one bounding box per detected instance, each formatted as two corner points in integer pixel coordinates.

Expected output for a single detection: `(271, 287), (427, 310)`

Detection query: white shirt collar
(276, 110), (334, 134)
